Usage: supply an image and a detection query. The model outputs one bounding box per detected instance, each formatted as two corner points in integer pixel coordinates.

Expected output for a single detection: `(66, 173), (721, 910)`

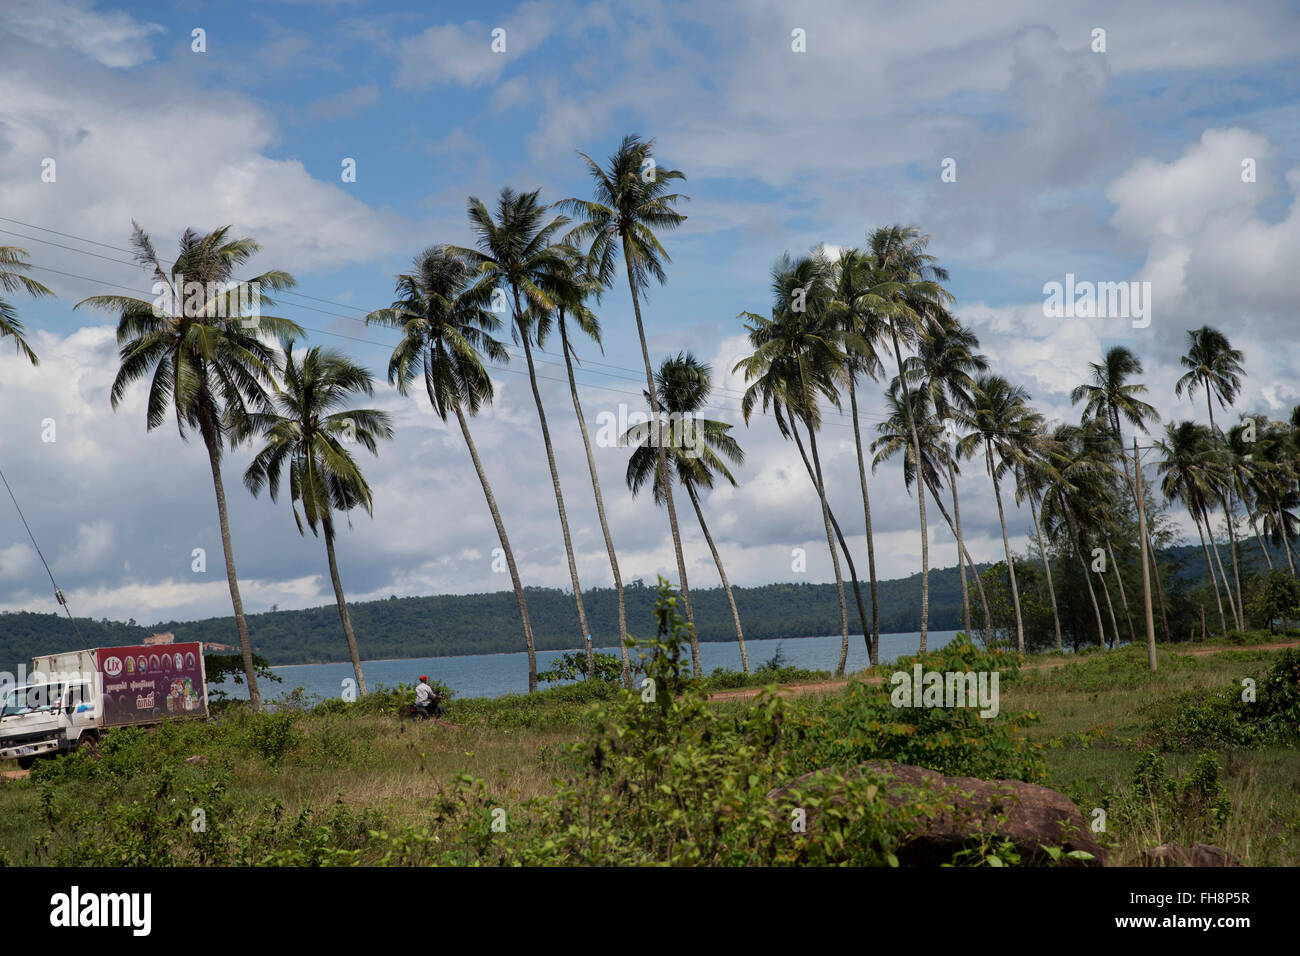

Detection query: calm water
(218, 630), (961, 704)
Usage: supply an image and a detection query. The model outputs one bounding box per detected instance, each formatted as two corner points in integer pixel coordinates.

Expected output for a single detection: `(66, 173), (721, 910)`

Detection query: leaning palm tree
(963, 375), (1041, 652)
(735, 251), (855, 676)
(78, 224), (300, 710)
(624, 352), (750, 673)
(902, 316), (988, 641)
(558, 134), (702, 672)
(547, 243), (632, 685)
(366, 245), (543, 691)
(1175, 326), (1245, 434)
(456, 188), (596, 674)
(240, 343), (394, 696)
(864, 224), (955, 653)
(0, 246), (51, 364)
(1155, 421), (1232, 636)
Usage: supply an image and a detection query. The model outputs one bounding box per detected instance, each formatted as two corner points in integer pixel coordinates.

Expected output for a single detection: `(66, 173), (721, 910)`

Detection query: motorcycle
(405, 695), (445, 721)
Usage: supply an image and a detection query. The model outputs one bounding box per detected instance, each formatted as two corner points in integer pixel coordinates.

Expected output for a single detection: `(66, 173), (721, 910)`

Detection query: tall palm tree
(1253, 418), (1299, 575)
(827, 247), (889, 661)
(1227, 416), (1273, 570)
(624, 352), (750, 673)
(0, 246), (51, 364)
(902, 316), (988, 641)
(735, 251), (854, 675)
(963, 375), (1041, 652)
(559, 134), (700, 672)
(240, 343), (393, 696)
(457, 188), (595, 673)
(366, 246), (543, 691)
(865, 225), (954, 653)
(1070, 346), (1170, 640)
(78, 224), (299, 710)
(548, 243), (632, 685)
(1155, 421), (1232, 636)
(1175, 326), (1245, 434)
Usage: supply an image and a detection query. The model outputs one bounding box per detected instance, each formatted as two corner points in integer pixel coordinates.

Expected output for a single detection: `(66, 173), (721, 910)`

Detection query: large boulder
(1140, 843), (1241, 867)
(768, 760), (1108, 866)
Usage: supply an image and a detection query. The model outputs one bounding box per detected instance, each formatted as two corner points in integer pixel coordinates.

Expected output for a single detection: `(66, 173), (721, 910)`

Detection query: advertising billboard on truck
(96, 643), (208, 727)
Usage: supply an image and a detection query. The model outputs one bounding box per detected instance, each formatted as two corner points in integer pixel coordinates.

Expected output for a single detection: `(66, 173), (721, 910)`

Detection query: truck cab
(0, 680), (94, 768)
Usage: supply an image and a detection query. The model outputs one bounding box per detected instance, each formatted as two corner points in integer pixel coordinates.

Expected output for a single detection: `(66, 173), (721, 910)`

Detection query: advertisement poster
(96, 643), (208, 727)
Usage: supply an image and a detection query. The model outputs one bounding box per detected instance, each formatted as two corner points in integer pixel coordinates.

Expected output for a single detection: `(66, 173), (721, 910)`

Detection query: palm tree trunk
(1030, 490), (1063, 651)
(946, 456), (972, 641)
(515, 307), (593, 675)
(1097, 565), (1121, 649)
(622, 244), (700, 673)
(559, 314), (630, 686)
(925, 474), (993, 641)
(1104, 536), (1137, 644)
(1275, 505), (1297, 576)
(685, 482), (748, 674)
(889, 327), (929, 653)
(791, 425), (872, 665)
(988, 445), (1025, 652)
(1250, 513), (1273, 569)
(455, 406), (539, 691)
(1118, 415), (1171, 640)
(846, 373), (882, 663)
(1193, 511), (1229, 637)
(790, 417), (850, 677)
(1203, 506), (1239, 631)
(200, 422), (262, 711)
(1221, 492), (1245, 630)
(1064, 500), (1106, 648)
(321, 513), (367, 696)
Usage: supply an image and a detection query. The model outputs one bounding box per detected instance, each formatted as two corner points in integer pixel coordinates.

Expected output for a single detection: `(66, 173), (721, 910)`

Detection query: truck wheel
(16, 755), (35, 770)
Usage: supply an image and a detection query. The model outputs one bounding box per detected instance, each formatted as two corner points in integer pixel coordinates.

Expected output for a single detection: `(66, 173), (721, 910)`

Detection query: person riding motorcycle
(413, 675), (441, 718)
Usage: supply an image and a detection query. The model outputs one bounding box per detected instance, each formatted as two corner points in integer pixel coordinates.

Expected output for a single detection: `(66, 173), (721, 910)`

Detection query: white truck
(0, 642), (208, 769)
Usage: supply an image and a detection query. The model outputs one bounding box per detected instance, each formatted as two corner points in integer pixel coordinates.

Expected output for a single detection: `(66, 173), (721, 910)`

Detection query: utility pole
(1135, 438), (1157, 671)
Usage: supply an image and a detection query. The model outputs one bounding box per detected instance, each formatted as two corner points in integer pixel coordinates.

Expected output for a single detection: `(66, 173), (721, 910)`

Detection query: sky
(0, 0), (1298, 629)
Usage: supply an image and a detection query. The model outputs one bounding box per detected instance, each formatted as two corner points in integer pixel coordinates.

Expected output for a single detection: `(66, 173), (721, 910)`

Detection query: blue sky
(1, 0), (1298, 629)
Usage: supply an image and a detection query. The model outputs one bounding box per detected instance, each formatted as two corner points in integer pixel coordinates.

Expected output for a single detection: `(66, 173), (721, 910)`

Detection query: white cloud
(0, 0), (163, 69)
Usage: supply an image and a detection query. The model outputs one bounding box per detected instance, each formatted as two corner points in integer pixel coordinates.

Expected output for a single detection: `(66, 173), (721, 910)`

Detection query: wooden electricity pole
(1135, 438), (1157, 671)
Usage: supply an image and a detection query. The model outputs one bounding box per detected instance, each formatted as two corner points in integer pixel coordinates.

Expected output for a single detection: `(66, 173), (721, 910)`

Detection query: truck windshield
(1, 685), (59, 717)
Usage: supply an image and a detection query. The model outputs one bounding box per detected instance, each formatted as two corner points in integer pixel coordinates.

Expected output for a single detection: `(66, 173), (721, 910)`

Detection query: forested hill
(2, 565), (983, 667)
(0, 537), (1260, 667)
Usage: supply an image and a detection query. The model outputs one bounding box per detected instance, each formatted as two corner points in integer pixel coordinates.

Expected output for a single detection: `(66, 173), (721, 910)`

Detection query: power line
(0, 464), (85, 644)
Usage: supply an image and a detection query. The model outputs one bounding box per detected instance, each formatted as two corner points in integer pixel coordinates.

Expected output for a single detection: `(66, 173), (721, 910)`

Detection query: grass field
(0, 633), (1296, 866)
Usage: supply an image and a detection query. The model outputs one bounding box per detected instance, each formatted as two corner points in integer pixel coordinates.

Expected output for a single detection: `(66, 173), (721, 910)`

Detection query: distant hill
(0, 536), (1280, 667)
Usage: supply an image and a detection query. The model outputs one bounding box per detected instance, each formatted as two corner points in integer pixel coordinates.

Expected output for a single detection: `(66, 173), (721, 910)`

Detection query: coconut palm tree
(735, 251), (854, 675)
(1175, 326), (1245, 434)
(559, 134), (701, 672)
(456, 188), (595, 671)
(826, 247), (890, 661)
(547, 243), (632, 685)
(0, 245), (51, 364)
(1155, 421), (1232, 636)
(902, 316), (988, 641)
(78, 224), (300, 711)
(624, 352), (750, 673)
(1070, 345), (1170, 640)
(1253, 418), (1299, 575)
(864, 225), (955, 653)
(963, 375), (1041, 652)
(366, 245), (543, 692)
(239, 343), (394, 695)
